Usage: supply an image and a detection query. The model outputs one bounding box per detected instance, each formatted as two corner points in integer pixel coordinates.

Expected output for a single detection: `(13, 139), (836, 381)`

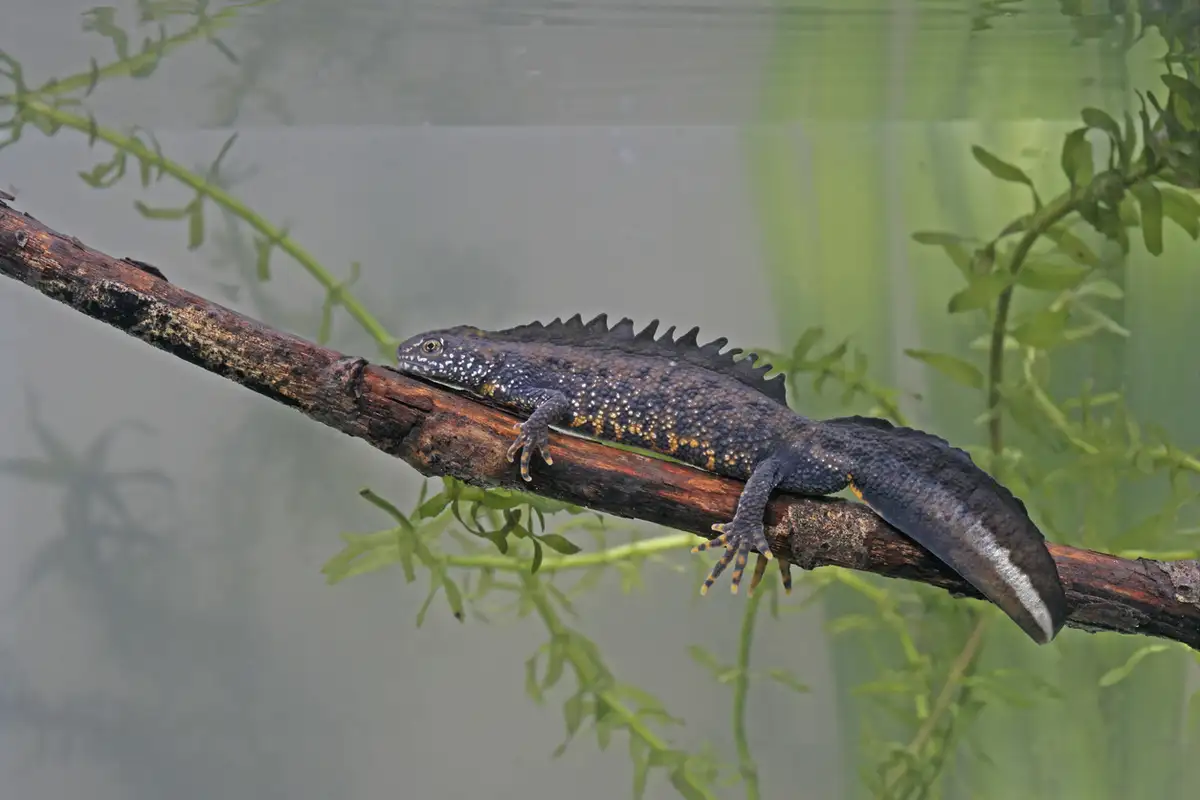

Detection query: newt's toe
(728, 546), (751, 594)
(696, 518), (771, 596)
(699, 546), (736, 595)
(505, 422), (554, 482)
(749, 552), (793, 596)
(748, 552), (770, 593)
(691, 524), (730, 554)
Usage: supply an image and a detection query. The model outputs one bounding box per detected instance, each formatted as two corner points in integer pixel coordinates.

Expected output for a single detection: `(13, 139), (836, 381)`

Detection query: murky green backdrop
(1, 2), (1198, 799)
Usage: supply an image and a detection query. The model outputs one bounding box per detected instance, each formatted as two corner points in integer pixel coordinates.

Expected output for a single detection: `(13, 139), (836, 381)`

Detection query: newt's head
(394, 325), (501, 393)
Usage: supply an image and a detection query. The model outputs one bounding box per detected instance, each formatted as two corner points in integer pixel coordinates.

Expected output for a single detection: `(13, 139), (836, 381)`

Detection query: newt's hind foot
(748, 551), (793, 595)
(692, 518), (778, 595)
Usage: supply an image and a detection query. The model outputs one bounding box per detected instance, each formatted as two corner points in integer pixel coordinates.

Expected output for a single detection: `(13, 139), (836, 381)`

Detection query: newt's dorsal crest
(483, 313), (789, 406)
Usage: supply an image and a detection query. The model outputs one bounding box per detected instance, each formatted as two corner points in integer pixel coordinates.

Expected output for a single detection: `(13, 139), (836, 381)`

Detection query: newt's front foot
(505, 420), (553, 481)
(692, 517), (775, 595)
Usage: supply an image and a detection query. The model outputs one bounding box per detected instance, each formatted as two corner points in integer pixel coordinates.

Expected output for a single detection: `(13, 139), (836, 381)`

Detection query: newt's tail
(818, 416), (1068, 644)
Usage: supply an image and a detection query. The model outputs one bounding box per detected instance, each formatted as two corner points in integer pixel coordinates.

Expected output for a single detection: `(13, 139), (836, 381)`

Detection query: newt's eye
(421, 339), (443, 355)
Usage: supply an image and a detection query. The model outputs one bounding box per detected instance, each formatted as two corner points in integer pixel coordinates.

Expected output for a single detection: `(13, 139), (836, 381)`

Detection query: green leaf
(668, 767), (711, 800)
(1162, 74), (1200, 127)
(1072, 303), (1131, 337)
(972, 144), (1033, 185)
(129, 56), (159, 80)
(542, 639), (565, 690)
(320, 533), (401, 585)
(78, 154), (126, 188)
(903, 349), (984, 389)
(1015, 261), (1090, 292)
(1098, 644), (1172, 687)
(254, 236), (273, 280)
(29, 112), (62, 137)
(530, 537), (544, 574)
(971, 144), (1040, 206)
(1060, 127), (1094, 189)
(767, 668), (811, 694)
(631, 738), (650, 800)
(524, 655), (542, 702)
(417, 490), (451, 519)
(1117, 194), (1141, 227)
(563, 692), (584, 737)
(912, 231), (968, 246)
(947, 272), (1014, 314)
(789, 326), (825, 366)
(359, 488), (414, 530)
(132, 200), (188, 220)
(1011, 308), (1070, 349)
(686, 644), (731, 681)
(187, 200), (205, 250)
(538, 533), (581, 555)
(209, 132), (239, 179)
(912, 231), (974, 277)
(1121, 110), (1138, 167)
(1044, 226), (1101, 266)
(442, 576), (464, 620)
(81, 7), (130, 60)
(1077, 278), (1124, 301)
(594, 712), (613, 751)
(137, 155), (153, 187)
(1081, 107), (1123, 148)
(1159, 187), (1200, 239)
(1131, 180), (1164, 255)
(415, 576), (442, 627)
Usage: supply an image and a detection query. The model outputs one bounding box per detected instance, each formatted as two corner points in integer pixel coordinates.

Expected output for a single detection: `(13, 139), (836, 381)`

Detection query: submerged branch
(2, 202), (1199, 649)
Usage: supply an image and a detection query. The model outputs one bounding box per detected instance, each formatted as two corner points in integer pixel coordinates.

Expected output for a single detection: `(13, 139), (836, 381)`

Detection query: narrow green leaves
(1162, 74), (1200, 130)
(948, 272), (1014, 314)
(133, 200), (188, 220)
(972, 144), (1041, 208)
(539, 533), (582, 555)
(79, 150), (128, 188)
(1061, 128), (1094, 189)
(911, 231), (974, 278)
(1044, 225), (1101, 266)
(904, 350), (984, 390)
(1098, 645), (1173, 688)
(1015, 261), (1090, 292)
(686, 645), (740, 684)
(1011, 308), (1070, 349)
(1160, 186), (1200, 239)
(1081, 107), (1123, 149)
(187, 198), (205, 249)
(767, 669), (811, 695)
(1131, 180), (1164, 255)
(81, 7), (130, 60)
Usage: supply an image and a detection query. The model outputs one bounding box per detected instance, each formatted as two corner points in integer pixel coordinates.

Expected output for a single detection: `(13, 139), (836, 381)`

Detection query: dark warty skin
(393, 313), (1068, 646)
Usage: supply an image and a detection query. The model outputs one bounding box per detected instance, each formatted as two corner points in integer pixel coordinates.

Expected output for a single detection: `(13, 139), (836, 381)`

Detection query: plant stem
(36, 0), (277, 99)
(443, 533), (695, 574)
(985, 193), (1079, 455)
(880, 615), (990, 797)
(906, 616), (989, 757)
(733, 587), (765, 800)
(19, 99), (396, 351)
(520, 569), (715, 800)
(985, 164), (1157, 456)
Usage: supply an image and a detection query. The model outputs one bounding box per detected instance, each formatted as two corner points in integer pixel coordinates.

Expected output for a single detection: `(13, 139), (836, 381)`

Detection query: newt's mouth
(393, 358), (472, 394)
(394, 355), (437, 377)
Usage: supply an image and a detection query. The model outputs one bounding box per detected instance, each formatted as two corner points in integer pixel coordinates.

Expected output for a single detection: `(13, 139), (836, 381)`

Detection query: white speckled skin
(393, 316), (1068, 643)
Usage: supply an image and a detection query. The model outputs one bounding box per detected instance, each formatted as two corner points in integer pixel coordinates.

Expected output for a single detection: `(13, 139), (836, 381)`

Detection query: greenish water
(1, 1), (1198, 799)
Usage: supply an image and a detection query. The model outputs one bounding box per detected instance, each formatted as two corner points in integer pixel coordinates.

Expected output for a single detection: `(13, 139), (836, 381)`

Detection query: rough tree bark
(2, 201), (1198, 648)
